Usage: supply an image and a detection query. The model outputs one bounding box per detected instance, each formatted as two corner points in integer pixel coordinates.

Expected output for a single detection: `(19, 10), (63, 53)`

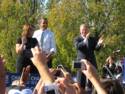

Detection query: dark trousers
(16, 56), (38, 74)
(77, 70), (92, 89)
(47, 58), (52, 68)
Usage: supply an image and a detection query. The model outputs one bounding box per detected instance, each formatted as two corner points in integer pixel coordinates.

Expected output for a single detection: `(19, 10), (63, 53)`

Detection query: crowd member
(30, 46), (108, 94)
(54, 68), (81, 94)
(102, 56), (122, 79)
(92, 79), (124, 94)
(16, 24), (38, 73)
(31, 46), (80, 94)
(74, 23), (104, 90)
(7, 65), (32, 94)
(81, 59), (107, 94)
(0, 55), (6, 94)
(33, 17), (56, 68)
(102, 56), (116, 78)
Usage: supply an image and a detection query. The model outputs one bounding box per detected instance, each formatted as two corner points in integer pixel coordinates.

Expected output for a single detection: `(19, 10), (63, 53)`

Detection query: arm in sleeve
(94, 37), (102, 51)
(16, 37), (25, 54)
(50, 33), (56, 54)
(32, 31), (36, 38)
(95, 43), (102, 51)
(95, 35), (104, 51)
(74, 37), (87, 50)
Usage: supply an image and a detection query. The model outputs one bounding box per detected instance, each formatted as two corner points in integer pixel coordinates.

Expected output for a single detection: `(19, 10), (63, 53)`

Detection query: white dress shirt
(81, 35), (88, 46)
(33, 29), (56, 54)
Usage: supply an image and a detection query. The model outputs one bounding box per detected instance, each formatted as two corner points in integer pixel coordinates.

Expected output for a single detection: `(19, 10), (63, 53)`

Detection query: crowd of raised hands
(1, 46), (124, 94)
(31, 46), (107, 94)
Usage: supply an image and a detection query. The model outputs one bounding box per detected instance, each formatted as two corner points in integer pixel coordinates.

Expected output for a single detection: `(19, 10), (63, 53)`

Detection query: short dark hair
(38, 17), (48, 24)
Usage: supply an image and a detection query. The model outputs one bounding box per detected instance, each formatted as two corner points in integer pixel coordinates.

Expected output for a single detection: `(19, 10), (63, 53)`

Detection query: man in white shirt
(33, 17), (56, 68)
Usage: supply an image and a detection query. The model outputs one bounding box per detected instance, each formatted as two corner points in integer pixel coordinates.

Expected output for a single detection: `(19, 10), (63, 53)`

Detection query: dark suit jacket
(74, 36), (101, 68)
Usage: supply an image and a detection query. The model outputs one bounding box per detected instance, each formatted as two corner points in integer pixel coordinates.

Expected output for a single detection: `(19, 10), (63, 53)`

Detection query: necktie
(41, 31), (45, 47)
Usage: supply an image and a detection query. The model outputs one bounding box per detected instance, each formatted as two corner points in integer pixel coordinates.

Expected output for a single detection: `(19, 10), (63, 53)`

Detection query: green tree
(47, 0), (84, 69)
(0, 0), (125, 74)
(47, 0), (125, 73)
(0, 0), (41, 72)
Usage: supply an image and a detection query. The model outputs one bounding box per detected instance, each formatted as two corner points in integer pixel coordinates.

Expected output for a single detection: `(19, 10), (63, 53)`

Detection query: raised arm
(95, 36), (104, 51)
(31, 46), (54, 84)
(46, 32), (56, 60)
(74, 37), (87, 50)
(81, 59), (107, 94)
(16, 37), (27, 54)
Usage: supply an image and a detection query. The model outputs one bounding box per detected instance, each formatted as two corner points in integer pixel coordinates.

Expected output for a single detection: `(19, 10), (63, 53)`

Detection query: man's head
(39, 17), (48, 30)
(80, 24), (89, 37)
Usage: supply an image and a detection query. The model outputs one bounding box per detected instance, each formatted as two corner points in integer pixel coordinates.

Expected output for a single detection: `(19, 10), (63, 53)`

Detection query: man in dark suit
(74, 24), (103, 91)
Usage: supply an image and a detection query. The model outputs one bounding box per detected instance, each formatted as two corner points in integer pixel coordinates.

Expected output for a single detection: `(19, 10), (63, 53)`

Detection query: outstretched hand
(97, 36), (104, 45)
(81, 59), (97, 80)
(31, 46), (54, 84)
(81, 59), (107, 94)
(20, 65), (31, 85)
(31, 46), (47, 67)
(86, 32), (90, 39)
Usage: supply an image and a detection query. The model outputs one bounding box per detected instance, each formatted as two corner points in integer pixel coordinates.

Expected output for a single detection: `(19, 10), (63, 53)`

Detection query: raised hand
(81, 59), (97, 79)
(86, 32), (90, 39)
(20, 65), (31, 85)
(31, 46), (47, 66)
(31, 46), (54, 84)
(81, 59), (107, 94)
(97, 36), (104, 45)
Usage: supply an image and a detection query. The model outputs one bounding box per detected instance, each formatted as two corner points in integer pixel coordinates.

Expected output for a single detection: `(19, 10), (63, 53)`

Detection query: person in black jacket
(74, 24), (104, 91)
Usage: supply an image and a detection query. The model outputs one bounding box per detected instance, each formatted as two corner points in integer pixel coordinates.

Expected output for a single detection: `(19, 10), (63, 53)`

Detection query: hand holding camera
(81, 59), (98, 79)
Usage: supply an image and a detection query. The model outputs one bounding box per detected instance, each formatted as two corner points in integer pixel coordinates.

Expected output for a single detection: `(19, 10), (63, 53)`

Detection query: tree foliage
(47, 0), (84, 69)
(0, 0), (41, 72)
(47, 0), (125, 72)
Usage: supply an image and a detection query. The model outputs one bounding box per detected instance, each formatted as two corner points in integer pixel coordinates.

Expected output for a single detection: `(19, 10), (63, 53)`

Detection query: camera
(44, 84), (59, 94)
(73, 61), (82, 68)
(73, 61), (86, 70)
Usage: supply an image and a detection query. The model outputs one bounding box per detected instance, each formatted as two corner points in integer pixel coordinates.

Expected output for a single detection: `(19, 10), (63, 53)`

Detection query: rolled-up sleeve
(50, 33), (56, 53)
(74, 37), (86, 50)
